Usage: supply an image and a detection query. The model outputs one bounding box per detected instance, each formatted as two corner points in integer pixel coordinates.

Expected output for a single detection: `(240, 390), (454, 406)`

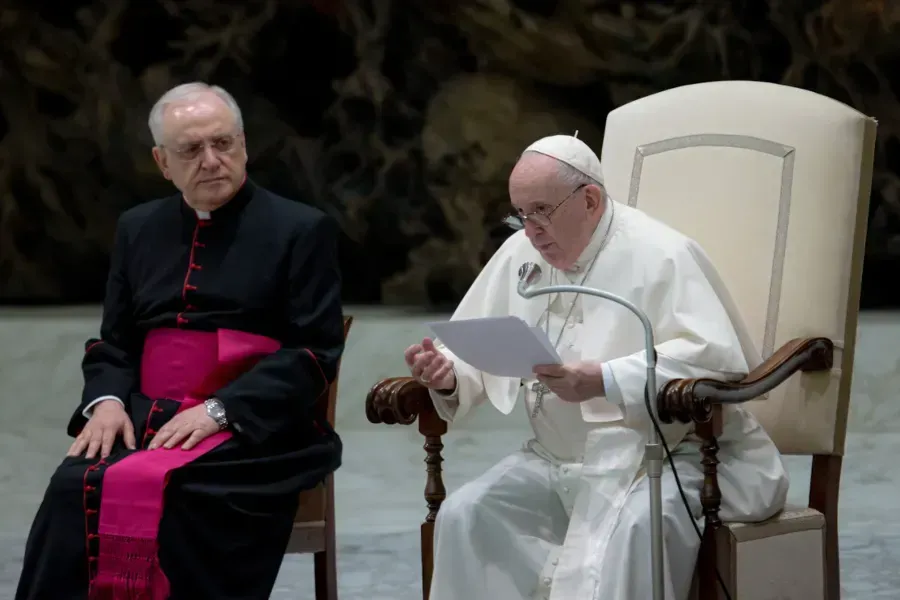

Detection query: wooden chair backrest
(600, 81), (875, 458)
(291, 315), (354, 534)
(319, 315), (354, 427)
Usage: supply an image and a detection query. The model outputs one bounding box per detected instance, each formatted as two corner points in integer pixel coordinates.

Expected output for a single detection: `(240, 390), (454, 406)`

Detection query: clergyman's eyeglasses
(502, 183), (586, 230)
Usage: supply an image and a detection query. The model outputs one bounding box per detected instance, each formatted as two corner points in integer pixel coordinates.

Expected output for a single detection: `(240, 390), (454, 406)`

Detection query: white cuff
(429, 366), (460, 399)
(428, 366), (461, 422)
(83, 395), (124, 419)
(579, 363), (626, 423)
(600, 362), (623, 406)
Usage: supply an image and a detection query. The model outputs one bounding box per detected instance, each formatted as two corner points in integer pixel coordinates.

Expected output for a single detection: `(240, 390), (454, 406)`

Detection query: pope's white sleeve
(595, 245), (750, 445)
(603, 352), (742, 423)
(576, 364), (624, 421)
(428, 346), (487, 424)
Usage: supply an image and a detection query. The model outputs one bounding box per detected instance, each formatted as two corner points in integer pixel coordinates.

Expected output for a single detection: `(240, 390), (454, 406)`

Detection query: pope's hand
(532, 361), (605, 403)
(148, 404), (220, 451)
(404, 338), (456, 391)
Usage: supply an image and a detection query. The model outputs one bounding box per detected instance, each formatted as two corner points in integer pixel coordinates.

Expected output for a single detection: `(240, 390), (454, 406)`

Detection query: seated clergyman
(404, 135), (789, 600)
(15, 82), (345, 600)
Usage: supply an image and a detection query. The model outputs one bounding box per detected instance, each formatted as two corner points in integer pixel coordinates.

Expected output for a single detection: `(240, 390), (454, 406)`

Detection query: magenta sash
(89, 328), (281, 600)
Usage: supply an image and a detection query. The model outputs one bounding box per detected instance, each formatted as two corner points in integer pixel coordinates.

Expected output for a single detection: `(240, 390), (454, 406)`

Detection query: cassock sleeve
(214, 213), (344, 445)
(596, 242), (751, 443)
(68, 216), (141, 437)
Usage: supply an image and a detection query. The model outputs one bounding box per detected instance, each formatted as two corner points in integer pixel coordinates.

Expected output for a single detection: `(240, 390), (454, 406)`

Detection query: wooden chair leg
(313, 549), (337, 600)
(419, 409), (447, 600)
(364, 379), (446, 600)
(697, 524), (720, 600)
(421, 522), (435, 600)
(696, 411), (724, 600)
(809, 455), (842, 600)
(314, 474), (338, 600)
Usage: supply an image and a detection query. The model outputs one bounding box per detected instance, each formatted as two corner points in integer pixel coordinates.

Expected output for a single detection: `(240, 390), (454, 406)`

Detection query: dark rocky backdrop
(1, 0), (898, 308)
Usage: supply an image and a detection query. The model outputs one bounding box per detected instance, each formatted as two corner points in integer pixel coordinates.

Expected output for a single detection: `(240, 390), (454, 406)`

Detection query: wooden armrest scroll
(657, 337), (834, 425)
(365, 376), (436, 426)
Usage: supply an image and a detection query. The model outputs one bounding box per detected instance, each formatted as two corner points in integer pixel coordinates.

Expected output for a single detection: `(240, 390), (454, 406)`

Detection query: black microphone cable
(642, 348), (733, 600)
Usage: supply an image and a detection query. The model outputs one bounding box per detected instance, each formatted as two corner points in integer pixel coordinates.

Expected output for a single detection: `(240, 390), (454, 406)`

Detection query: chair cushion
(723, 505), (824, 541)
(714, 506), (826, 599)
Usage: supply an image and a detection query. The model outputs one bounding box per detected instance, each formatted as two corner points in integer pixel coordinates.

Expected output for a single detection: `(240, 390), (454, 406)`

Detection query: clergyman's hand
(148, 404), (220, 451)
(68, 400), (136, 459)
(532, 361), (605, 403)
(404, 338), (456, 391)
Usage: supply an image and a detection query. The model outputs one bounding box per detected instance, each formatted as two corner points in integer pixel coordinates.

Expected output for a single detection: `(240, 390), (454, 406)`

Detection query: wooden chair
(285, 315), (353, 600)
(366, 81), (876, 600)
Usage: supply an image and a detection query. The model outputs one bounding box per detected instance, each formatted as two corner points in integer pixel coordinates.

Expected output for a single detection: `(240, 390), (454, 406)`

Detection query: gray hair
(148, 82), (244, 145)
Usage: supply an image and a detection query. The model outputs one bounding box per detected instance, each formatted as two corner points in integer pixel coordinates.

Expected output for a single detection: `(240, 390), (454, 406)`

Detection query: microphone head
(517, 262), (542, 296)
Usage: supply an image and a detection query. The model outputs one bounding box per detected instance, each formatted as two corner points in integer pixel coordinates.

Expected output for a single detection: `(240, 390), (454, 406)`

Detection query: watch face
(207, 402), (225, 419)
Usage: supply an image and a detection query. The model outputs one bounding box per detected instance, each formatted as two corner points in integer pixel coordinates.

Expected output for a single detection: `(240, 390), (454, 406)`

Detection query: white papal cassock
(427, 198), (790, 600)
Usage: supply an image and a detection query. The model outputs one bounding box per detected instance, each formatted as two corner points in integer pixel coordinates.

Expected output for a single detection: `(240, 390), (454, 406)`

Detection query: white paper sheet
(427, 316), (562, 379)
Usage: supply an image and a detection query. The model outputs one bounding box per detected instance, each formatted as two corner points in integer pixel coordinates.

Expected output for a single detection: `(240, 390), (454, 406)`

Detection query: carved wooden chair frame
(365, 335), (841, 600)
(365, 77), (876, 599)
(285, 315), (354, 600)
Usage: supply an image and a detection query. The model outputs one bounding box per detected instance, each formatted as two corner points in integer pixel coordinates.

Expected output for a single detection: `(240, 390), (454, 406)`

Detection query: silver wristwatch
(205, 398), (228, 430)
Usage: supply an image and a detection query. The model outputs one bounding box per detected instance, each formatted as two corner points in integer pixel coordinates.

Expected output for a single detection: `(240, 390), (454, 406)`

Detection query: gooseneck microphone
(517, 262), (666, 600)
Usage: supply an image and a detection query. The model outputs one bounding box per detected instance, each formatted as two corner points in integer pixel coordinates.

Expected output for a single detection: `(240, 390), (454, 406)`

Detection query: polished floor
(1, 307), (898, 599)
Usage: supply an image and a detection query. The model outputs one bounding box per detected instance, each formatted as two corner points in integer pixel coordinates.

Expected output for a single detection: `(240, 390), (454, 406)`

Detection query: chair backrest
(291, 315), (354, 539)
(319, 315), (354, 426)
(600, 81), (876, 457)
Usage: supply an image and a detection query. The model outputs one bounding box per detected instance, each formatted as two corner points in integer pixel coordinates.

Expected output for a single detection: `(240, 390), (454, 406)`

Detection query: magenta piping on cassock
(88, 328), (281, 600)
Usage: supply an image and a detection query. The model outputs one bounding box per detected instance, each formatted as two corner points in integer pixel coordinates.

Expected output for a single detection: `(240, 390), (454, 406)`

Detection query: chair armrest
(656, 337), (834, 600)
(657, 337), (834, 424)
(365, 376), (436, 426)
(365, 376), (447, 596)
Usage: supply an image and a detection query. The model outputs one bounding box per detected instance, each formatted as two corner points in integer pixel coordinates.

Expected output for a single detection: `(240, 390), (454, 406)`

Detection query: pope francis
(403, 135), (790, 600)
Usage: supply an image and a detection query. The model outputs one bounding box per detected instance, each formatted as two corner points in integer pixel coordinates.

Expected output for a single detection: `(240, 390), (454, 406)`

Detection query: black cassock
(16, 179), (345, 600)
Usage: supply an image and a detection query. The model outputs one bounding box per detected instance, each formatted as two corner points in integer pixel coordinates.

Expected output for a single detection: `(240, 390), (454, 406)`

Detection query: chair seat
(286, 484), (327, 553)
(286, 520), (327, 553)
(712, 506), (826, 599)
(723, 504), (824, 539)
(296, 484), (326, 523)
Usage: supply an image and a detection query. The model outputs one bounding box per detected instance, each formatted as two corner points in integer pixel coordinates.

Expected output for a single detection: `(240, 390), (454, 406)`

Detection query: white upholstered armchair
(365, 80), (876, 600)
(600, 80), (876, 599)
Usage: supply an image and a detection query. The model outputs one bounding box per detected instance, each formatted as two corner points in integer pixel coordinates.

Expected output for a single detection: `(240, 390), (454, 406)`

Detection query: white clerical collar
(195, 210), (211, 220)
(566, 198), (613, 275)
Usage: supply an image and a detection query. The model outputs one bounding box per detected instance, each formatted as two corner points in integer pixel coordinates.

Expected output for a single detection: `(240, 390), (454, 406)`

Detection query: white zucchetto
(522, 133), (605, 185)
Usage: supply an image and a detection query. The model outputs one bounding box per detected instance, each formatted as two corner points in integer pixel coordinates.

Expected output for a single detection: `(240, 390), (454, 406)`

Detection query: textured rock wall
(1, 0), (898, 307)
